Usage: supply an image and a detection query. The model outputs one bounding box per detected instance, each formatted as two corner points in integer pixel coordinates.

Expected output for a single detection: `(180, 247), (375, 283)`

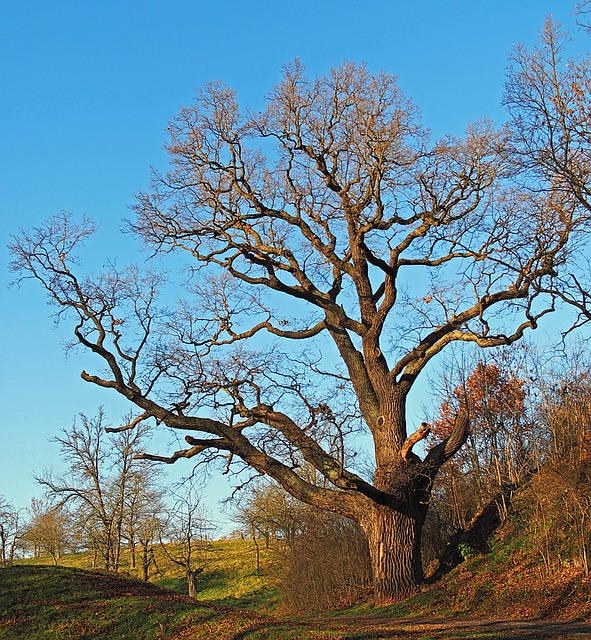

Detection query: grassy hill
(16, 522), (591, 623)
(8, 494), (591, 638)
(3, 564), (591, 640)
(0, 564), (333, 640)
(18, 539), (281, 613)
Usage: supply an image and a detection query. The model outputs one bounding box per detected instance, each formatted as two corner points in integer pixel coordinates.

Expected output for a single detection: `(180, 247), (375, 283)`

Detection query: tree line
(0, 412), (214, 597)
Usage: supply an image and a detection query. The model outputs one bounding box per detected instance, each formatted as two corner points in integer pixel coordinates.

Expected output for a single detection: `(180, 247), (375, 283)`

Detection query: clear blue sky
(0, 1), (583, 526)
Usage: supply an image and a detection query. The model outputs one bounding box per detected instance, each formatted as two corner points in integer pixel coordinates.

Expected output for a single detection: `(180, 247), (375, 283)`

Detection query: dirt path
(310, 615), (591, 639)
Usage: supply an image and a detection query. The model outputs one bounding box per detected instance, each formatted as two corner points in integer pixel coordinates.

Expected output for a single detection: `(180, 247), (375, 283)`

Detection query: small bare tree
(36, 409), (157, 571)
(137, 511), (164, 582)
(24, 498), (73, 564)
(235, 481), (306, 549)
(159, 482), (215, 598)
(121, 479), (164, 572)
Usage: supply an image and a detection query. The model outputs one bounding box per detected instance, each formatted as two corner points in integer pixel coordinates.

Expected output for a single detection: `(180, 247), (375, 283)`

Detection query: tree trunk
(130, 539), (136, 569)
(187, 570), (198, 598)
(362, 503), (424, 604)
(141, 541), (150, 581)
(250, 523), (261, 574)
(361, 392), (427, 603)
(0, 529), (6, 566)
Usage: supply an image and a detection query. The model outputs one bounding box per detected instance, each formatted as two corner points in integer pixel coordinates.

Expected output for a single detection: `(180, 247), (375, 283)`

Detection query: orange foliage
(432, 362), (526, 442)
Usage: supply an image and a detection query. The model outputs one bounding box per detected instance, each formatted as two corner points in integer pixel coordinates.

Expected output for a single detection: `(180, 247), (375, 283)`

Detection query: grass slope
(11, 497), (591, 638)
(0, 565), (338, 640)
(3, 564), (591, 640)
(18, 539), (280, 613)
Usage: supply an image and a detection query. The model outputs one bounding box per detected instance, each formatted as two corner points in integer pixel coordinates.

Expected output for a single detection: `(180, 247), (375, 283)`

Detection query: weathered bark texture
(187, 570), (198, 599)
(363, 505), (421, 603)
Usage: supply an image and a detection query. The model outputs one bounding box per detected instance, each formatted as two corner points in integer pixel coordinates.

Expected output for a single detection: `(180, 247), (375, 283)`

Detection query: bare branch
(401, 422), (431, 462)
(425, 408), (470, 467)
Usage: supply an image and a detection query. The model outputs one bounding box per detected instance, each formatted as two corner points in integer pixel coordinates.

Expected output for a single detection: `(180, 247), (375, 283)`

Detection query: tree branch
(401, 422), (431, 462)
(425, 408), (470, 467)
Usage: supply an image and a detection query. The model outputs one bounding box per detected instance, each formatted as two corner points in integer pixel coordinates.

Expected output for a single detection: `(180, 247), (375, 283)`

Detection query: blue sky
(0, 1), (584, 527)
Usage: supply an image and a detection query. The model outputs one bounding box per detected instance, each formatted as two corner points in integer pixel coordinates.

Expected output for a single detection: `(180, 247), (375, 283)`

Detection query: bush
(278, 509), (372, 613)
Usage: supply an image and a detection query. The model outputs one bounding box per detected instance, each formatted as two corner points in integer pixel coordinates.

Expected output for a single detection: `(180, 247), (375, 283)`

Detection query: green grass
(0, 565), (196, 640)
(18, 539), (281, 613)
(11, 523), (591, 637)
(0, 565), (341, 640)
(2, 563), (587, 640)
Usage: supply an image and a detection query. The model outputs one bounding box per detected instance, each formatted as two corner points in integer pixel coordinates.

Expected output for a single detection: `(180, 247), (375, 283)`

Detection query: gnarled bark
(363, 505), (420, 603)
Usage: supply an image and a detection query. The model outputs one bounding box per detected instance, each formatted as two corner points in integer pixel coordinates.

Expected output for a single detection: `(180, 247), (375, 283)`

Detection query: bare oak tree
(159, 482), (214, 598)
(10, 60), (590, 602)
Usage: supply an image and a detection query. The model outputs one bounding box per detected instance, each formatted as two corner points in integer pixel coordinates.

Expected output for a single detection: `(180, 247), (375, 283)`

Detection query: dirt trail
(311, 615), (591, 639)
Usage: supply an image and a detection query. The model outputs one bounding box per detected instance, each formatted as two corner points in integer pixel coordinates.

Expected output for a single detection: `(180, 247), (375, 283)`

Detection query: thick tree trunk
(360, 391), (433, 604)
(362, 502), (424, 604)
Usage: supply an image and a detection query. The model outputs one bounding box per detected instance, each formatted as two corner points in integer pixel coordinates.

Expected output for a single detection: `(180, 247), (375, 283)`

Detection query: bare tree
(279, 508), (373, 613)
(159, 481), (215, 598)
(234, 480), (308, 574)
(505, 18), (591, 330)
(515, 353), (591, 575)
(9, 59), (590, 602)
(235, 480), (307, 551)
(121, 475), (164, 572)
(36, 409), (157, 571)
(24, 498), (73, 564)
(0, 497), (23, 566)
(137, 511), (164, 582)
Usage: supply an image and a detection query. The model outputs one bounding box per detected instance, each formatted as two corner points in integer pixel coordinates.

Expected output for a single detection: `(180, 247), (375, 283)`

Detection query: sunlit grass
(0, 565), (338, 639)
(17, 538), (281, 612)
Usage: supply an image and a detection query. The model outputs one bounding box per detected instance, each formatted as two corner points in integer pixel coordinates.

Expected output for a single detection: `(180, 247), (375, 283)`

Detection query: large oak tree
(10, 57), (590, 602)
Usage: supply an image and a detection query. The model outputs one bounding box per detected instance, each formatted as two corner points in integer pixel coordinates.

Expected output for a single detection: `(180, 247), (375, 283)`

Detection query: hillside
(385, 525), (591, 623)
(3, 564), (591, 640)
(8, 481), (591, 639)
(0, 564), (314, 640)
(17, 539), (281, 613)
